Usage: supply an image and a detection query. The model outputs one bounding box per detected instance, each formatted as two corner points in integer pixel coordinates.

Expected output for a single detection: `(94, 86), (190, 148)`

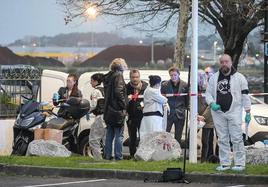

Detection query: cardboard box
(34, 128), (63, 144)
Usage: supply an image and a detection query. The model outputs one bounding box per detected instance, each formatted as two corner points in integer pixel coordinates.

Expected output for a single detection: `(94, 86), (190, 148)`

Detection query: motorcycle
(11, 89), (90, 155)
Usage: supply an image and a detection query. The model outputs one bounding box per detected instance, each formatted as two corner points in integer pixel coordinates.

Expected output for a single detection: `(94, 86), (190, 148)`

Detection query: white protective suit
(88, 87), (106, 160)
(139, 86), (168, 138)
(205, 71), (251, 166)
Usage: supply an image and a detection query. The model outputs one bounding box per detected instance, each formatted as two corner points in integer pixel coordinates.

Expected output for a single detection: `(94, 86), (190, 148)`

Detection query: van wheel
(79, 136), (93, 156)
(79, 136), (105, 157)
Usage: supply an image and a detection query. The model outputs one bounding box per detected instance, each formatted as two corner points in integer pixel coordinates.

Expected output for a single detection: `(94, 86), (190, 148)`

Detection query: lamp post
(146, 34), (154, 64)
(213, 41), (218, 64)
(85, 4), (98, 57)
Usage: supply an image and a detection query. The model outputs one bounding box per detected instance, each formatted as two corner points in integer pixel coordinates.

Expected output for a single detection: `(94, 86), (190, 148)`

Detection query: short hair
(129, 69), (140, 76)
(168, 66), (180, 75)
(109, 58), (128, 71)
(149, 75), (161, 87)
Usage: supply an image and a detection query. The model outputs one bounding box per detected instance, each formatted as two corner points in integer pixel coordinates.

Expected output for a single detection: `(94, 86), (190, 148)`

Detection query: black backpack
(91, 87), (105, 116)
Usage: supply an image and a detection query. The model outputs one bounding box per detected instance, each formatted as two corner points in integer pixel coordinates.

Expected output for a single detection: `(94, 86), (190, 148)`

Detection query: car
(242, 96), (268, 145)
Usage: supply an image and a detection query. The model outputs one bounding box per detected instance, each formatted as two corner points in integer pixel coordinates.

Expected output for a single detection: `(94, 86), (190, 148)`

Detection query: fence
(0, 65), (42, 118)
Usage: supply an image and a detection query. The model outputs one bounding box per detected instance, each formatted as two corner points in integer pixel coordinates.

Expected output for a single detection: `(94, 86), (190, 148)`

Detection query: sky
(0, 0), (181, 45)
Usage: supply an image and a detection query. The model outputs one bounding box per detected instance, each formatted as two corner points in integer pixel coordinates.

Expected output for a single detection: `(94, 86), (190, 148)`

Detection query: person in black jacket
(53, 73), (82, 117)
(161, 67), (187, 144)
(126, 69), (148, 158)
(103, 58), (128, 160)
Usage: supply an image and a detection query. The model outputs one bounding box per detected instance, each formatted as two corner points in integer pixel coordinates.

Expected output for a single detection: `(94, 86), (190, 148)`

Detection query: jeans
(166, 114), (185, 144)
(104, 125), (124, 160)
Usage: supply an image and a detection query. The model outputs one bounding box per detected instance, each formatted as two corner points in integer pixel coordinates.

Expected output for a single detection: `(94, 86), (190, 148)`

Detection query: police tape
(128, 92), (268, 100)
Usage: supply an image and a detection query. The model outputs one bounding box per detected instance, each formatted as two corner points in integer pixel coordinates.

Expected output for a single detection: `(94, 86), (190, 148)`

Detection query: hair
(149, 75), (161, 87)
(68, 73), (79, 97)
(109, 58), (128, 71)
(91, 73), (104, 86)
(168, 66), (180, 75)
(129, 69), (140, 76)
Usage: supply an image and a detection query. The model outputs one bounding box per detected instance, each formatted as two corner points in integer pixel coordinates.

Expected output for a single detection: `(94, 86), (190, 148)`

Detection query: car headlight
(254, 116), (268, 126)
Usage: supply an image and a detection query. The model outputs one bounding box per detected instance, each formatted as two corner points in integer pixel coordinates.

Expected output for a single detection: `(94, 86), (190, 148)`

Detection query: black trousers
(127, 117), (142, 157)
(166, 115), (185, 145)
(201, 128), (215, 162)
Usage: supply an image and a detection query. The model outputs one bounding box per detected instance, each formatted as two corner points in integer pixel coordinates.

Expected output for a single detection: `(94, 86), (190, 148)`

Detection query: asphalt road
(0, 175), (266, 187)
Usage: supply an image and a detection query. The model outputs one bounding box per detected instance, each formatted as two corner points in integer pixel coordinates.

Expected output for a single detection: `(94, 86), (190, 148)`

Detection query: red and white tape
(128, 92), (268, 100)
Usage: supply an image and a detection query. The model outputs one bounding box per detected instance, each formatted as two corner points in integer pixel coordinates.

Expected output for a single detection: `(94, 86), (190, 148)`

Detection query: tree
(199, 0), (265, 69)
(57, 0), (190, 69)
(58, 0), (266, 69)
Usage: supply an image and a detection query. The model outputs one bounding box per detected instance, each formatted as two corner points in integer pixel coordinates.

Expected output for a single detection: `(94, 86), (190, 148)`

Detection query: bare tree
(199, 0), (265, 69)
(174, 0), (190, 69)
(58, 0), (266, 69)
(57, 0), (190, 68)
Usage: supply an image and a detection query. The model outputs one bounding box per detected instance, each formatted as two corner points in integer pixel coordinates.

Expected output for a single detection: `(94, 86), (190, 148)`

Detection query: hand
(164, 103), (170, 115)
(211, 103), (221, 111)
(52, 92), (59, 102)
(245, 113), (251, 124)
(197, 115), (205, 122)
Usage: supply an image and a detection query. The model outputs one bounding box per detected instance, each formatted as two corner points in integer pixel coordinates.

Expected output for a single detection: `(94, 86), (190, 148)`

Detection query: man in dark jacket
(126, 69), (148, 158)
(103, 58), (128, 160)
(161, 67), (188, 144)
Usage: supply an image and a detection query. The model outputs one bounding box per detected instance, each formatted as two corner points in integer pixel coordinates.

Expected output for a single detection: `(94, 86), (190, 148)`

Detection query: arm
(151, 89), (168, 104)
(114, 73), (127, 110)
(240, 75), (251, 112)
(205, 75), (215, 106)
(90, 89), (102, 110)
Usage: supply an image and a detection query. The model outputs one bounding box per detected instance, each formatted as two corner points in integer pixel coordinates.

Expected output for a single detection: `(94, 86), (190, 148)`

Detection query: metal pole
(189, 0), (198, 163)
(264, 0), (268, 104)
(151, 35), (154, 64)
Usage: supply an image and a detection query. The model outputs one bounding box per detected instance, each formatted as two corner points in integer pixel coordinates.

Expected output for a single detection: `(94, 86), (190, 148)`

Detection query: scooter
(12, 92), (90, 155)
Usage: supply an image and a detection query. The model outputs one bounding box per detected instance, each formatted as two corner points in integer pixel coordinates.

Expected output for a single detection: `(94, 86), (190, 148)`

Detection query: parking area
(0, 175), (266, 187)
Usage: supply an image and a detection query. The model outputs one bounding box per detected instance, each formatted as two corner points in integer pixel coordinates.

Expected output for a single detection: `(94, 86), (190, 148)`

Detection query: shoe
(231, 165), (245, 171)
(216, 165), (231, 171)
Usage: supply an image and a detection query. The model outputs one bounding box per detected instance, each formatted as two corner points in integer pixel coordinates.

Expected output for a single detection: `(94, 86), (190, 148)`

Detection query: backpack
(91, 87), (105, 116)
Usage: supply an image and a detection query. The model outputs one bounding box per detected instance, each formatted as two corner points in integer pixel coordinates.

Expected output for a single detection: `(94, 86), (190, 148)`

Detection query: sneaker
(216, 165), (231, 171)
(231, 165), (245, 171)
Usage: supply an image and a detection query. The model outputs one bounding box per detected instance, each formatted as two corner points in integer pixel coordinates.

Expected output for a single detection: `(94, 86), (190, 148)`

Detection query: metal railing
(0, 65), (42, 118)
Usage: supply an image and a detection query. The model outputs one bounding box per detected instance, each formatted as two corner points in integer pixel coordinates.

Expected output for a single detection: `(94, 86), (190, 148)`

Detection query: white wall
(0, 119), (15, 155)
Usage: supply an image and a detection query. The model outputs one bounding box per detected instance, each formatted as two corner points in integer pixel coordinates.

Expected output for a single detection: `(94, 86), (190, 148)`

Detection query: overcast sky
(0, 0), (184, 45)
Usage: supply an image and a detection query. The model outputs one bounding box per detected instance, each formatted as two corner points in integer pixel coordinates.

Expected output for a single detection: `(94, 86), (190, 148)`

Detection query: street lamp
(146, 34), (154, 64)
(85, 4), (98, 56)
(213, 41), (218, 63)
(85, 5), (98, 19)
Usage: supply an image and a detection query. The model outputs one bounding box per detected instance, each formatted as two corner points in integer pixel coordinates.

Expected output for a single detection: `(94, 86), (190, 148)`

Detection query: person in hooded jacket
(103, 58), (128, 160)
(206, 54), (251, 171)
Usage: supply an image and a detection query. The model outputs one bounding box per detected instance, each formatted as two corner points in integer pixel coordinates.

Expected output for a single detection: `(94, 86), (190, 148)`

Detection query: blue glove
(52, 92), (60, 103)
(245, 113), (251, 124)
(211, 103), (221, 111)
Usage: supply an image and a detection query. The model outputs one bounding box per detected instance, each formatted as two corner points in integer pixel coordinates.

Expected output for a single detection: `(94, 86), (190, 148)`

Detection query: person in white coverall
(205, 54), (251, 171)
(88, 73), (106, 160)
(139, 75), (169, 139)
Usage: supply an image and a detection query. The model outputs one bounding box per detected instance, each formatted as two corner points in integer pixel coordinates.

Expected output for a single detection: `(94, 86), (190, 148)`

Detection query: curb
(0, 164), (267, 184)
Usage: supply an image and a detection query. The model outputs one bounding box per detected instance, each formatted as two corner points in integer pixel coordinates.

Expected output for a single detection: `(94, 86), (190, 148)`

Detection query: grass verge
(0, 156), (267, 175)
